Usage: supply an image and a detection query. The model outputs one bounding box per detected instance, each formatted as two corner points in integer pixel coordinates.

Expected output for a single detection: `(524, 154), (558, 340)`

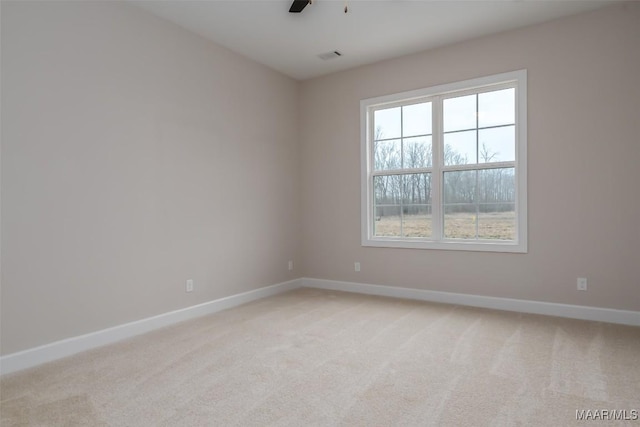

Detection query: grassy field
(375, 211), (515, 240)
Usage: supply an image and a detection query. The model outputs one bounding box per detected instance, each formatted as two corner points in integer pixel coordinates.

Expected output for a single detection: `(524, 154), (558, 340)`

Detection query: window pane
(444, 131), (476, 165)
(478, 88), (514, 128)
(403, 136), (432, 169)
(478, 126), (515, 163)
(374, 139), (401, 170)
(374, 107), (401, 140)
(443, 170), (476, 204)
(402, 173), (432, 205)
(374, 205), (401, 237)
(478, 168), (515, 204)
(374, 175), (402, 205)
(402, 102), (432, 137)
(478, 204), (515, 240)
(444, 94), (476, 132)
(444, 204), (477, 239)
(402, 205), (432, 238)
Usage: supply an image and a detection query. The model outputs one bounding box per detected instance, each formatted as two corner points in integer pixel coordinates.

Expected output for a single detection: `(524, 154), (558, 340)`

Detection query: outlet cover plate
(577, 277), (587, 291)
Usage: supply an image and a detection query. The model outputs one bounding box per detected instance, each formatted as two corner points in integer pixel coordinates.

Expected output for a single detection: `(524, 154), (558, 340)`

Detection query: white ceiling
(132, 0), (616, 80)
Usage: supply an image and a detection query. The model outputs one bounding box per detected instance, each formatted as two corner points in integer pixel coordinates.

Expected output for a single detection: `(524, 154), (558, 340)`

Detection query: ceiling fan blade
(289, 0), (310, 13)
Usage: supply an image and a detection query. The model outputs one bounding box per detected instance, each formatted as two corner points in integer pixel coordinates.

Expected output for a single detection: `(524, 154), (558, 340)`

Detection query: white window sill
(362, 237), (527, 253)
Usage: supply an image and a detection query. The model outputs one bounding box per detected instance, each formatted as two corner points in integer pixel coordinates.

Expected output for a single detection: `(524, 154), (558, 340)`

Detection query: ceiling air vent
(318, 51), (342, 61)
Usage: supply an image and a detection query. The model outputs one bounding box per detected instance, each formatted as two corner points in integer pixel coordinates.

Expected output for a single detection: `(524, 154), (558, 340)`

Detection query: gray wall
(299, 4), (640, 311)
(2, 2), (639, 356)
(1, 1), (300, 355)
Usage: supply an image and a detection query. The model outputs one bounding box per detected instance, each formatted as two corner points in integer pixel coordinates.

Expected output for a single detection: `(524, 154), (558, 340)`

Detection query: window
(360, 70), (527, 252)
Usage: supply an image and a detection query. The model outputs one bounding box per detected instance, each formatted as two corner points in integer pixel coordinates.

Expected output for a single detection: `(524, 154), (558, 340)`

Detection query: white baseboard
(3, 276), (638, 376)
(0, 279), (302, 376)
(302, 278), (640, 327)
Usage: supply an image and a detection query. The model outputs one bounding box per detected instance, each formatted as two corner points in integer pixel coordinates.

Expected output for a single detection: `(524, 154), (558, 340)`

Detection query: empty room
(1, 0), (639, 425)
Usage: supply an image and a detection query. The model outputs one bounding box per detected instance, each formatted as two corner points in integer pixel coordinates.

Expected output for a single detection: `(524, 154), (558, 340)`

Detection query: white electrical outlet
(354, 262), (361, 272)
(577, 277), (587, 291)
(186, 279), (194, 293)
(288, 260), (294, 271)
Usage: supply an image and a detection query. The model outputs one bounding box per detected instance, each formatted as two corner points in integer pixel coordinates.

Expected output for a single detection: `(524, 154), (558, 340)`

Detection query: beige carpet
(1, 288), (639, 426)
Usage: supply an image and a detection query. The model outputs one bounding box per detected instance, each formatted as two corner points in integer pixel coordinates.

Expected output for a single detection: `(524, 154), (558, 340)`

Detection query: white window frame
(360, 70), (527, 253)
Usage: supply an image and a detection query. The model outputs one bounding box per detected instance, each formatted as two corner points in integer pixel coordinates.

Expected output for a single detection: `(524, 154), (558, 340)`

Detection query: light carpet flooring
(1, 288), (639, 426)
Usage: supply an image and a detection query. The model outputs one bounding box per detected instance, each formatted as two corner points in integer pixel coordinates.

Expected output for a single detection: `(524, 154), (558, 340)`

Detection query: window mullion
(441, 161), (515, 172)
(475, 170), (479, 239)
(368, 106), (376, 239)
(431, 96), (443, 241)
(475, 95), (479, 239)
(371, 167), (434, 176)
(400, 107), (404, 237)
